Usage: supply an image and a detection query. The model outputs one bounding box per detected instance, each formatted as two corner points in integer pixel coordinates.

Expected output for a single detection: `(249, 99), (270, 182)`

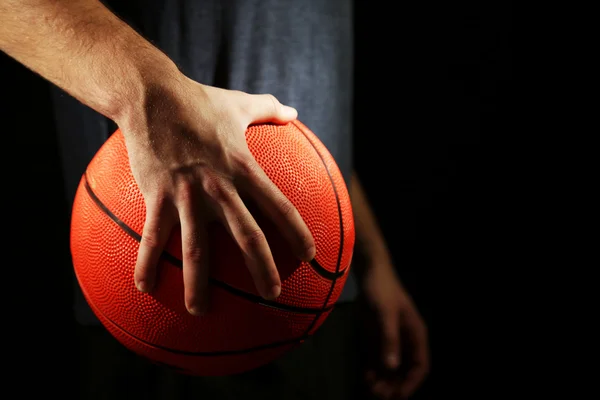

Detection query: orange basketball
(70, 120), (355, 376)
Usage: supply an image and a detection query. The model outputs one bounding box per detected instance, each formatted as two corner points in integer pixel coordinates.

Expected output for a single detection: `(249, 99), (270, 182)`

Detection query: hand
(117, 72), (316, 316)
(361, 257), (430, 399)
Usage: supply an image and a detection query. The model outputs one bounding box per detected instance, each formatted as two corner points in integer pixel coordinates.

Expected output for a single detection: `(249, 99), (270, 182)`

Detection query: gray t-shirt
(52, 0), (357, 325)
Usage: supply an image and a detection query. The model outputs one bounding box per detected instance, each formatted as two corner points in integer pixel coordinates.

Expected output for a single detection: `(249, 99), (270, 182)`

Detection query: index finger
(237, 158), (316, 262)
(204, 178), (281, 300)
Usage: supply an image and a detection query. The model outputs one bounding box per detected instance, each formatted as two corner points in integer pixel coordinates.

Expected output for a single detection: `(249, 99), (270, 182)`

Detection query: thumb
(380, 311), (401, 370)
(244, 93), (298, 124)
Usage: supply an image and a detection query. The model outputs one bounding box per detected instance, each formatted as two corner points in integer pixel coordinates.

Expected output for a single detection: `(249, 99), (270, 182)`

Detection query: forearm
(350, 171), (392, 266)
(0, 0), (179, 123)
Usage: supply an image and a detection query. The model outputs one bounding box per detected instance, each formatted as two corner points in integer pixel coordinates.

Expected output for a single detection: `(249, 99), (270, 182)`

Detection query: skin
(0, 1), (430, 397)
(352, 176), (430, 399)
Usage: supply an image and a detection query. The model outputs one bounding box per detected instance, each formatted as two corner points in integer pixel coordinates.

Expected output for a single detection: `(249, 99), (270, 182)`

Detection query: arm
(350, 172), (393, 268)
(350, 170), (430, 398)
(0, 0), (315, 314)
(0, 0), (176, 123)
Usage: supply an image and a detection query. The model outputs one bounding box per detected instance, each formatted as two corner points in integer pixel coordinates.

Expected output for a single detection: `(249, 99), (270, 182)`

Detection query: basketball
(70, 120), (355, 376)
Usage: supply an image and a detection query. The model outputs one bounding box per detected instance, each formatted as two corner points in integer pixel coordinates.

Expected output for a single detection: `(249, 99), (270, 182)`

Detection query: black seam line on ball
(291, 121), (345, 337)
(86, 294), (309, 357)
(82, 174), (334, 315)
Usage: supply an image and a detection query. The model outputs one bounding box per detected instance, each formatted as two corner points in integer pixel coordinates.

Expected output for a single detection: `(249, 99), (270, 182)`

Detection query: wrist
(358, 239), (392, 267)
(111, 53), (185, 131)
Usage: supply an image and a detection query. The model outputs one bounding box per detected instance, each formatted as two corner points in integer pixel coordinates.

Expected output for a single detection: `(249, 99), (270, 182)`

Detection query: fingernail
(386, 354), (399, 369)
(187, 305), (206, 317)
(267, 284), (281, 300)
(136, 280), (149, 292)
(303, 245), (316, 261)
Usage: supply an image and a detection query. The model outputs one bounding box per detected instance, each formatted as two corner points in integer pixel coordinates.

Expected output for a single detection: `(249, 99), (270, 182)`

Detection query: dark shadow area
(1, 1), (510, 397)
(353, 2), (511, 396)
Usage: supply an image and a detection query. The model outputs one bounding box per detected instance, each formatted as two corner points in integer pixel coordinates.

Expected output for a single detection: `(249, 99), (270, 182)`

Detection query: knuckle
(242, 229), (266, 252)
(265, 93), (280, 112)
(141, 232), (161, 250)
(201, 175), (232, 203)
(146, 191), (169, 212)
(237, 93), (253, 115)
(231, 151), (257, 178)
(213, 121), (236, 146)
(184, 244), (203, 265)
(406, 308), (428, 335)
(275, 197), (295, 219)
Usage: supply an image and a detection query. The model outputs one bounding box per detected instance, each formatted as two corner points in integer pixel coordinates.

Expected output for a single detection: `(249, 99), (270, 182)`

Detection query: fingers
(243, 93), (298, 124)
(366, 304), (430, 399)
(134, 199), (176, 293)
(239, 161), (315, 262)
(372, 380), (395, 400)
(177, 186), (211, 316)
(235, 94), (313, 260)
(204, 177), (281, 300)
(365, 370), (396, 400)
(397, 311), (430, 398)
(380, 310), (402, 370)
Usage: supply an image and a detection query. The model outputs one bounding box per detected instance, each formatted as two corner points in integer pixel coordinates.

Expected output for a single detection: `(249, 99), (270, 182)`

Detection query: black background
(1, 1), (510, 397)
